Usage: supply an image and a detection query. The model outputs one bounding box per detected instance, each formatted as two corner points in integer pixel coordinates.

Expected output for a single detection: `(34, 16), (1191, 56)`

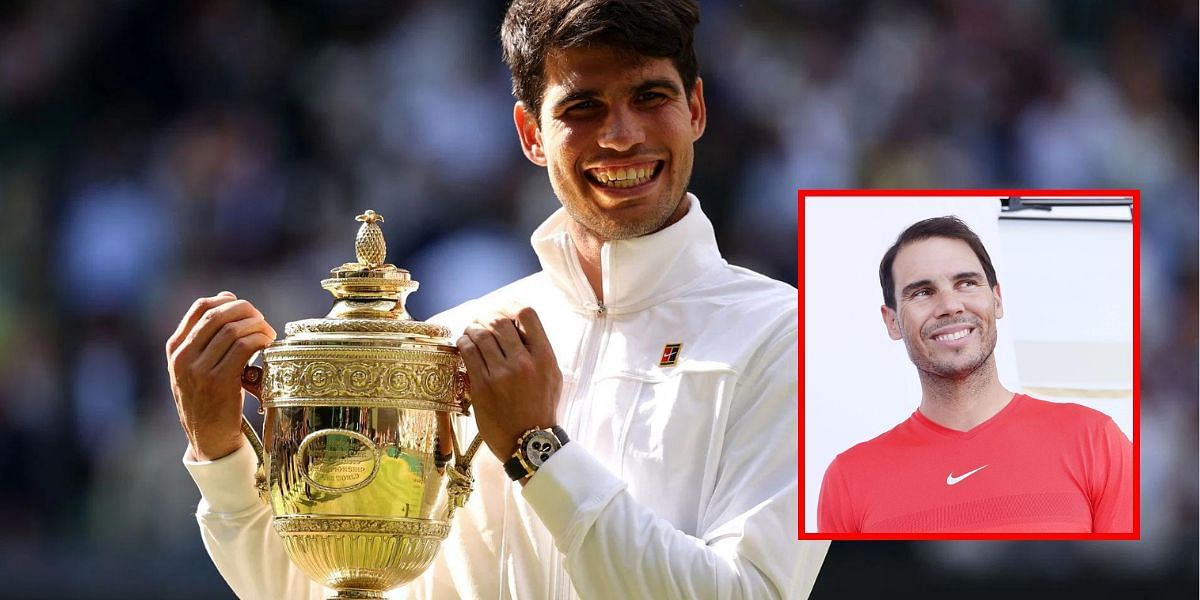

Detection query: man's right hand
(166, 291), (277, 462)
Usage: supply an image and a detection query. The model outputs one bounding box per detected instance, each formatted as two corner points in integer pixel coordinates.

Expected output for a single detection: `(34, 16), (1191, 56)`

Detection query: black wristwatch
(504, 425), (569, 481)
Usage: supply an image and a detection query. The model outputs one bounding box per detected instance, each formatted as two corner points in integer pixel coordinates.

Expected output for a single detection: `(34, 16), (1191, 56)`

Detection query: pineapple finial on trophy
(321, 208), (415, 318)
(354, 210), (387, 267)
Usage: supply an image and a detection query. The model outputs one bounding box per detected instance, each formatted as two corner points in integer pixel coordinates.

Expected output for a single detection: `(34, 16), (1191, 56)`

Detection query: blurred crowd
(0, 1), (1194, 597)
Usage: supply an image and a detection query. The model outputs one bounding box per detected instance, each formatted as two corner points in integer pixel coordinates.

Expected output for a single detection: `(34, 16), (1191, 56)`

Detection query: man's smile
(585, 160), (663, 191)
(928, 323), (976, 347)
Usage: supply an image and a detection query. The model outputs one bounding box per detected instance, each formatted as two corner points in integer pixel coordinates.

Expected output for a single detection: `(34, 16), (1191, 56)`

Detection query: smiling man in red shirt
(817, 216), (1133, 534)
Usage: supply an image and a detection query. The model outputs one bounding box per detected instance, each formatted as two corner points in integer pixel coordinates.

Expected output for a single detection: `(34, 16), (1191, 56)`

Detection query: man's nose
(597, 104), (645, 151)
(935, 291), (965, 318)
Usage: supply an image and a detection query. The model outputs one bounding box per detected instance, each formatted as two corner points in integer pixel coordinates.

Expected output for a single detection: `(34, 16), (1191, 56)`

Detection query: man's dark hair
(500, 0), (700, 122)
(879, 216), (999, 310)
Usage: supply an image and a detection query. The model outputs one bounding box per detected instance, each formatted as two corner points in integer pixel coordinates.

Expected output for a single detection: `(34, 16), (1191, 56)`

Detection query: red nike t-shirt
(817, 394), (1133, 533)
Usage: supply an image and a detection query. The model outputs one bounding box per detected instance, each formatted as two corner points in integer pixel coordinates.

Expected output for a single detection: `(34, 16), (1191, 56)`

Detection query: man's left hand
(456, 305), (562, 463)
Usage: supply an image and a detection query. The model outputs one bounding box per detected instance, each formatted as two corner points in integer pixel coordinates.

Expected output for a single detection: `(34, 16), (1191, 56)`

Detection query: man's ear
(992, 283), (1004, 319)
(689, 77), (707, 141)
(881, 305), (903, 340)
(514, 102), (547, 167)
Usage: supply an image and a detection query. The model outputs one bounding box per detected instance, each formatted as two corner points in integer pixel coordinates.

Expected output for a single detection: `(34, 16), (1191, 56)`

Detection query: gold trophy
(239, 210), (482, 599)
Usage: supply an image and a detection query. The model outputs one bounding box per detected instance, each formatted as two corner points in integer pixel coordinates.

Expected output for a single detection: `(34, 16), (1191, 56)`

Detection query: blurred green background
(0, 1), (1194, 598)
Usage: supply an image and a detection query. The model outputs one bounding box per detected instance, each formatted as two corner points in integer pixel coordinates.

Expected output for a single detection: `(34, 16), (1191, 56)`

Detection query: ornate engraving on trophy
(297, 429), (381, 493)
(264, 357), (458, 402)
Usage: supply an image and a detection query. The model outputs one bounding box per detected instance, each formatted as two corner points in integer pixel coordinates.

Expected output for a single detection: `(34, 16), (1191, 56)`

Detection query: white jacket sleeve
(520, 327), (829, 599)
(183, 443), (323, 600)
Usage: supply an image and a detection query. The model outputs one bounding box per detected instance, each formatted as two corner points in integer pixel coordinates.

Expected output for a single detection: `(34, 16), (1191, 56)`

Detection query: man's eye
(912, 289), (930, 297)
(959, 280), (979, 288)
(636, 91), (667, 104)
(566, 100), (599, 113)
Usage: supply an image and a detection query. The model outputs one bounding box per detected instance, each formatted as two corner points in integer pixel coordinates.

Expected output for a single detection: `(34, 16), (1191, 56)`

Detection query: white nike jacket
(184, 195), (829, 599)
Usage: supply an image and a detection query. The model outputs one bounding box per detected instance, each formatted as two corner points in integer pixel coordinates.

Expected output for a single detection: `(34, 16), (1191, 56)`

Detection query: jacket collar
(530, 193), (725, 315)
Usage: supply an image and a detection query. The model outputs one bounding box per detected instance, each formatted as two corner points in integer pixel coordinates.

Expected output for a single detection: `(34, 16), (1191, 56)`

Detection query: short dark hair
(879, 216), (999, 310)
(500, 0), (700, 121)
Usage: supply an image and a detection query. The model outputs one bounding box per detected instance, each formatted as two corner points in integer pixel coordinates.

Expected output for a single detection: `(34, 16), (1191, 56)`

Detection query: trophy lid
(282, 209), (450, 340)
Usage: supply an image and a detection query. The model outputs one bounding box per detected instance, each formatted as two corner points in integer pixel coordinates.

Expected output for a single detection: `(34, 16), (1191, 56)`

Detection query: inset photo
(798, 190), (1138, 540)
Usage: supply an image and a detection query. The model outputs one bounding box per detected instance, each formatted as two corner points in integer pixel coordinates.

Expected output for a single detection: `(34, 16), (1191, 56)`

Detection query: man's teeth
(592, 165), (654, 188)
(934, 329), (971, 342)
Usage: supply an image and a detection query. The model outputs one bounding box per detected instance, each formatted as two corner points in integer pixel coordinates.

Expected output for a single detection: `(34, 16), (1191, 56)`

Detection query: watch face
(522, 430), (561, 469)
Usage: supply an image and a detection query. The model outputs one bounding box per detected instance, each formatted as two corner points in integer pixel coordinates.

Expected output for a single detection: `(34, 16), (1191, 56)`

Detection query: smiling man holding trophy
(167, 1), (828, 598)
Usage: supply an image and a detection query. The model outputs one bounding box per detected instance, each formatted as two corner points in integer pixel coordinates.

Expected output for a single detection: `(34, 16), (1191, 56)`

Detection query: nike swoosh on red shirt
(946, 465), (988, 485)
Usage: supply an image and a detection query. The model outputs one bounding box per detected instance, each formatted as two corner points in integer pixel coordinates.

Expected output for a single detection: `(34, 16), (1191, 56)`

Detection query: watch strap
(549, 425), (569, 445)
(504, 455), (529, 480)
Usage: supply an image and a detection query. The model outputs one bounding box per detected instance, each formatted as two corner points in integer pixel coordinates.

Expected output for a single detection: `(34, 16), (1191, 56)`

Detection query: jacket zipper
(565, 301), (606, 445)
(555, 300), (606, 600)
(554, 237), (610, 600)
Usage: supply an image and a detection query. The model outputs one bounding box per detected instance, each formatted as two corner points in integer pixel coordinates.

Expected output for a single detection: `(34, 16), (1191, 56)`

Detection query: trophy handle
(446, 429), (483, 517)
(445, 366), (482, 515)
(241, 359), (270, 505)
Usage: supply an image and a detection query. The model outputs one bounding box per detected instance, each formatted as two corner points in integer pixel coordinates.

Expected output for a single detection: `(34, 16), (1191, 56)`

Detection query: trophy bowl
(239, 210), (481, 600)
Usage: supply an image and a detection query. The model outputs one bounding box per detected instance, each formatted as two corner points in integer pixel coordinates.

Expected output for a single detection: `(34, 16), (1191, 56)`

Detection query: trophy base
(275, 515), (449, 598)
(329, 590), (385, 600)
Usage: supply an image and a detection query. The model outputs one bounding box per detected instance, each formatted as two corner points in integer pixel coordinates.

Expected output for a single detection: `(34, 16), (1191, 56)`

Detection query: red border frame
(796, 189), (1141, 541)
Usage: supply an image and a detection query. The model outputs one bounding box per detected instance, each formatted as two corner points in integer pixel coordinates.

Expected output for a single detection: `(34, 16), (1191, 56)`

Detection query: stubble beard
(564, 194), (684, 241)
(904, 324), (998, 382)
